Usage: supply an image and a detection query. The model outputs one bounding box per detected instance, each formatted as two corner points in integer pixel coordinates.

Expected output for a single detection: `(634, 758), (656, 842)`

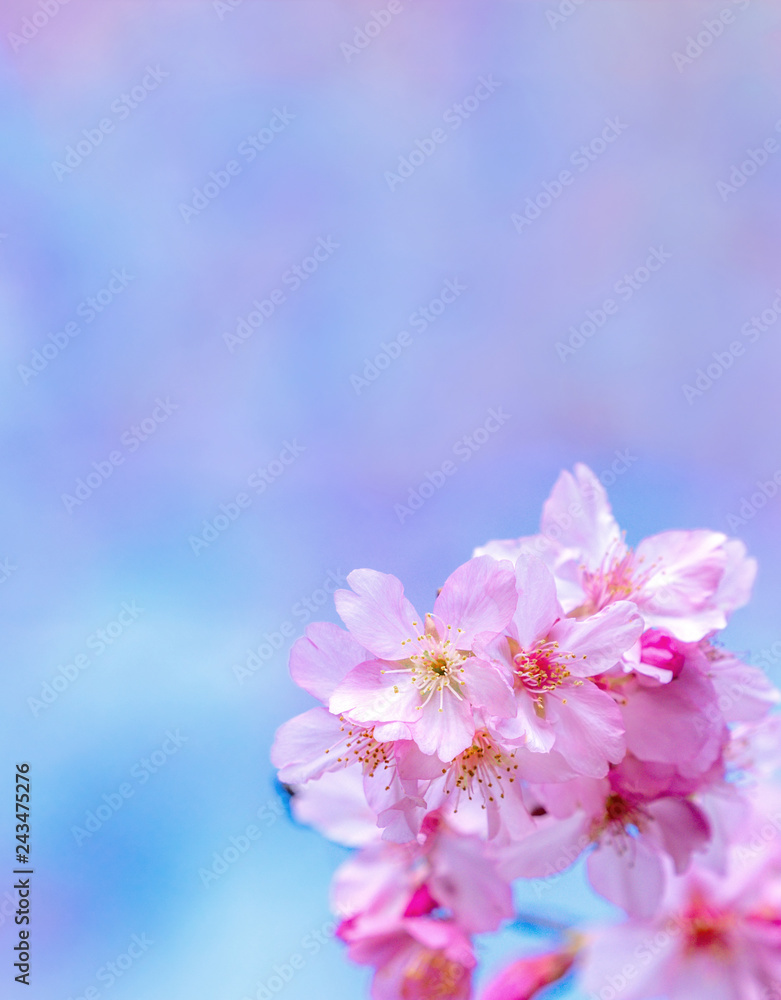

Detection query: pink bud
(481, 950), (575, 1000)
(403, 883), (438, 918)
(640, 628), (685, 679)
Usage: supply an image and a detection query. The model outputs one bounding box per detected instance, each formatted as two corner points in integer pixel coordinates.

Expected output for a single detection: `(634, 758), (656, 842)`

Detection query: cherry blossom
(330, 556), (518, 762)
(269, 462), (777, 1000)
(579, 811), (781, 1000)
(475, 463), (756, 643)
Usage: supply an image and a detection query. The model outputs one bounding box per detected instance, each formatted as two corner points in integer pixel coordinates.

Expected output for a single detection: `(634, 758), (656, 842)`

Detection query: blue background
(2, 2), (781, 998)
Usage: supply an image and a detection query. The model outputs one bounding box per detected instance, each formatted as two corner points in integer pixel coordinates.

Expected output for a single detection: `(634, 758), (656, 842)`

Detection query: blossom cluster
(271, 464), (781, 999)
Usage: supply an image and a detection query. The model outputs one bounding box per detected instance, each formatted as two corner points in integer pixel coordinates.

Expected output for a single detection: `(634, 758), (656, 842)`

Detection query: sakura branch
(271, 463), (780, 1000)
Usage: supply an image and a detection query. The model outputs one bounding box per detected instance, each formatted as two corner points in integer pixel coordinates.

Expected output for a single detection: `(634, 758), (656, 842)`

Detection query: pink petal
(512, 555), (562, 648)
(621, 663), (723, 778)
(480, 951), (575, 1000)
(377, 801), (428, 843)
(636, 529), (729, 641)
(460, 658), (517, 718)
(330, 841), (411, 919)
(404, 918), (477, 966)
(414, 693), (476, 762)
(704, 651), (779, 722)
(715, 538), (756, 615)
(433, 556), (517, 647)
(496, 811), (590, 881)
(512, 744), (579, 783)
(497, 688), (555, 753)
(550, 601), (644, 677)
(587, 836), (666, 918)
(546, 681), (626, 778)
(580, 921), (674, 1000)
(429, 828), (514, 933)
(473, 537), (529, 562)
(666, 960), (741, 1000)
(540, 463), (622, 567)
(535, 776), (609, 818)
(329, 660), (421, 725)
(289, 621), (370, 702)
(645, 797), (711, 874)
(271, 707), (346, 783)
(395, 741), (451, 780)
(335, 569), (421, 660)
(291, 766), (380, 847)
(364, 769), (423, 830)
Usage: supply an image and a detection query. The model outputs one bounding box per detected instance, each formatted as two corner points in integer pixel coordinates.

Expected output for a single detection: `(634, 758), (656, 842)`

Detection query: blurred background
(2, 2), (781, 998)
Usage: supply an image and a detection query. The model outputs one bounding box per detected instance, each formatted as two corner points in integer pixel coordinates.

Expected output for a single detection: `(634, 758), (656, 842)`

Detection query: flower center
(514, 641), (576, 693)
(390, 622), (469, 711)
(512, 639), (582, 713)
(440, 731), (519, 811)
(571, 543), (654, 617)
(402, 948), (469, 1000)
(590, 793), (647, 841)
(681, 898), (735, 958)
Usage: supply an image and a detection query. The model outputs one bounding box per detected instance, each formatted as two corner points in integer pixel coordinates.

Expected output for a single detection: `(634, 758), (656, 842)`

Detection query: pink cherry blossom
(271, 622), (428, 837)
(270, 461), (778, 1000)
(481, 554), (642, 780)
(340, 917), (475, 1000)
(332, 815), (504, 1000)
(271, 707), (428, 840)
(579, 809), (781, 1000)
(475, 463), (756, 643)
(497, 763), (712, 918)
(330, 557), (518, 762)
(332, 812), (513, 936)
